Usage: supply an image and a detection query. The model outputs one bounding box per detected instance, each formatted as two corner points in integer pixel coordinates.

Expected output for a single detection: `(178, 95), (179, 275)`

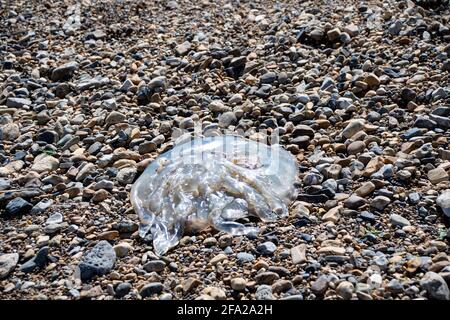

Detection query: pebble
(5, 198), (33, 216)
(140, 283), (163, 297)
(230, 278), (247, 291)
(342, 120), (364, 139)
(143, 260), (166, 273)
(291, 244), (307, 264)
(257, 241), (277, 255)
(420, 272), (450, 300)
(336, 281), (354, 300)
(0, 253), (19, 279)
(344, 195), (366, 209)
(113, 242), (133, 258)
(203, 286), (226, 300)
(255, 285), (274, 300)
(428, 167), (449, 184)
(347, 141), (365, 155)
(255, 272), (280, 284)
(236, 252), (255, 263)
(389, 214), (411, 227)
(115, 282), (132, 298)
(371, 196), (391, 211)
(76, 241), (116, 281)
(19, 247), (48, 273)
(437, 190), (450, 217)
(355, 182), (376, 197)
(311, 275), (329, 295)
(45, 212), (64, 225)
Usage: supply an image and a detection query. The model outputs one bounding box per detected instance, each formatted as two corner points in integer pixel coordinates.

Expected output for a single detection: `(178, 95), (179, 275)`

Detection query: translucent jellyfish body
(131, 135), (298, 255)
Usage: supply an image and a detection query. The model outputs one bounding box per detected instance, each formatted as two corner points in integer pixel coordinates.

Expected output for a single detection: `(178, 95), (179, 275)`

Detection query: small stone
(311, 275), (329, 295)
(149, 76), (166, 89)
(255, 271), (280, 284)
(272, 279), (293, 293)
(76, 241), (116, 281)
(344, 24), (359, 36)
(218, 234), (233, 248)
(344, 194), (366, 209)
(143, 260), (166, 272)
(76, 163), (96, 182)
(389, 214), (410, 227)
(97, 231), (119, 241)
(342, 120), (364, 139)
(336, 281), (354, 300)
(327, 28), (341, 41)
(260, 72), (277, 84)
(115, 282), (132, 298)
(45, 212), (63, 225)
(6, 97), (31, 108)
(138, 141), (157, 154)
(364, 74), (380, 87)
(160, 293), (173, 300)
(0, 123), (20, 141)
(355, 182), (376, 197)
(436, 190), (450, 217)
(428, 167), (449, 184)
(229, 93), (243, 104)
(179, 118), (195, 129)
(113, 242), (133, 258)
(218, 112), (237, 128)
(31, 154), (59, 173)
(293, 125), (315, 138)
(105, 111), (126, 125)
(322, 206), (341, 223)
(19, 247), (48, 273)
(420, 272), (449, 300)
(359, 211), (376, 222)
(116, 167), (137, 185)
(388, 20), (403, 35)
(36, 131), (58, 144)
(236, 252), (255, 263)
(92, 189), (109, 202)
(208, 100), (230, 113)
(203, 286), (226, 300)
(318, 246), (345, 256)
(257, 241), (277, 255)
(210, 253), (227, 265)
(183, 277), (202, 293)
(347, 141), (365, 155)
(397, 170), (412, 180)
(405, 257), (422, 273)
(203, 237), (217, 247)
(51, 62), (77, 81)
(387, 279), (404, 294)
(140, 282), (163, 297)
(255, 285), (274, 300)
(231, 278), (247, 291)
(5, 198), (33, 216)
(291, 244), (307, 264)
(175, 41), (191, 56)
(309, 28), (324, 41)
(291, 136), (310, 149)
(0, 253), (19, 279)
(371, 196), (391, 211)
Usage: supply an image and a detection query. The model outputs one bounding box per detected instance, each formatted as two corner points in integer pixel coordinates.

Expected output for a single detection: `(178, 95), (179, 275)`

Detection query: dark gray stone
(19, 247), (49, 273)
(115, 282), (132, 298)
(5, 198), (33, 216)
(76, 240), (116, 281)
(139, 282), (163, 297)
